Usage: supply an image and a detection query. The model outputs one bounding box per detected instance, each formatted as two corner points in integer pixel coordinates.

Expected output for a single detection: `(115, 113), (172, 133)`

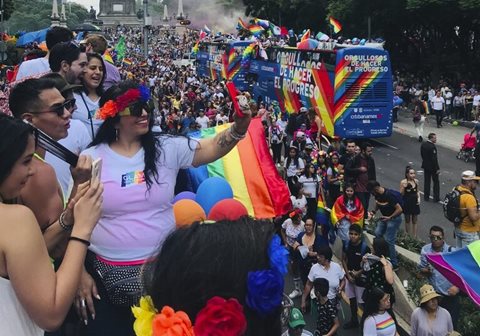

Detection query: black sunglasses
(30, 99), (75, 117)
(128, 101), (154, 117)
(430, 235), (443, 241)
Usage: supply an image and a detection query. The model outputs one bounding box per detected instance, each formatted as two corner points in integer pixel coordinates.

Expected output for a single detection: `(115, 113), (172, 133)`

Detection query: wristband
(59, 211), (73, 232)
(68, 236), (91, 247)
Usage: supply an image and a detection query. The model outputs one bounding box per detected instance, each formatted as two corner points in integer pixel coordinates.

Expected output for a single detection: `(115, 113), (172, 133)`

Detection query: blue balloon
(195, 177), (233, 215)
(173, 191), (196, 204)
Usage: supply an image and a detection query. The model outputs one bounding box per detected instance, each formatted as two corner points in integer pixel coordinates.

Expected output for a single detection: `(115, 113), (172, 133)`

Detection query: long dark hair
(89, 81), (159, 190)
(145, 218), (282, 335)
(343, 182), (356, 204)
(0, 115), (34, 185)
(361, 287), (387, 328)
(304, 163), (316, 179)
(373, 237), (390, 258)
(285, 146), (300, 169)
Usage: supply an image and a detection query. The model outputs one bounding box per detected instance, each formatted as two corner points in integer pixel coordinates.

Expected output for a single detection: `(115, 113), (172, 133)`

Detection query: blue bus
(248, 44), (393, 138)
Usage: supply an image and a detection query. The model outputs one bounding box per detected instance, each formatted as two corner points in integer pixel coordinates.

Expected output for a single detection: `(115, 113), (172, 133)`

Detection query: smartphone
(91, 158), (103, 183)
(226, 81), (246, 117)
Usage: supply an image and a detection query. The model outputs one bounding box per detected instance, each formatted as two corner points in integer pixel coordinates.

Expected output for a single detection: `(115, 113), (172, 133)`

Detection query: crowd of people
(0, 23), (476, 336)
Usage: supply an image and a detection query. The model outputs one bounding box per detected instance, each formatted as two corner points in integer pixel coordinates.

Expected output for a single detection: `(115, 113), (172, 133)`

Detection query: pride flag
(301, 29), (310, 42)
(330, 195), (364, 227)
(187, 118), (291, 218)
(254, 18), (270, 29)
(427, 240), (480, 306)
(237, 17), (248, 31)
(329, 16), (342, 34)
(248, 24), (265, 37)
(315, 187), (332, 242)
(122, 58), (133, 66)
(103, 50), (114, 64)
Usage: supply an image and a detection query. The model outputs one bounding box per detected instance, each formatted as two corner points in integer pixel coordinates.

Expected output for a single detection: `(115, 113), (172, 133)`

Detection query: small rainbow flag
(237, 17), (248, 31)
(192, 40), (199, 55)
(315, 187), (332, 242)
(329, 16), (342, 34)
(330, 195), (364, 227)
(427, 240), (480, 307)
(241, 42), (257, 68)
(187, 118), (291, 218)
(248, 24), (265, 37)
(301, 29), (310, 42)
(254, 18), (270, 29)
(122, 58), (132, 66)
(103, 50), (114, 64)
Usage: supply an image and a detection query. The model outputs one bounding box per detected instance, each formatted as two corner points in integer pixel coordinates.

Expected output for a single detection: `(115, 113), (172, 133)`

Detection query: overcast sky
(70, 0), (99, 11)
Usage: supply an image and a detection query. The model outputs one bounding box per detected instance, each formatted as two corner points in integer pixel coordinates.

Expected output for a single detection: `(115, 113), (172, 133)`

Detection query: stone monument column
(98, 0), (140, 26)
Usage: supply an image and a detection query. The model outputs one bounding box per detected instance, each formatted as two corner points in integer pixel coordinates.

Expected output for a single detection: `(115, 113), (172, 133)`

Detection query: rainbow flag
(103, 50), (114, 64)
(237, 17), (248, 31)
(330, 195), (364, 227)
(329, 16), (342, 34)
(186, 118), (291, 218)
(427, 240), (480, 307)
(192, 40), (199, 55)
(241, 42), (257, 68)
(248, 24), (265, 37)
(254, 18), (270, 29)
(301, 29), (310, 42)
(315, 187), (332, 242)
(122, 58), (133, 66)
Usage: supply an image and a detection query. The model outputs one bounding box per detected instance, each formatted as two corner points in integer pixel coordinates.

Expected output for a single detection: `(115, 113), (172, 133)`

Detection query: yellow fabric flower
(132, 296), (157, 336)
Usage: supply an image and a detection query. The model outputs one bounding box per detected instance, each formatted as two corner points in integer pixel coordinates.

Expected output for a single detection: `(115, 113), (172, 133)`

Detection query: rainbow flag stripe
(333, 58), (382, 123)
(329, 16), (342, 34)
(187, 118), (291, 218)
(376, 316), (395, 330)
(330, 195), (364, 227)
(427, 240), (480, 306)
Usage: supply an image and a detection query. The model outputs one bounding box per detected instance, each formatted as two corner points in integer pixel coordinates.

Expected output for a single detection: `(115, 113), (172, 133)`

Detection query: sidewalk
(393, 108), (474, 152)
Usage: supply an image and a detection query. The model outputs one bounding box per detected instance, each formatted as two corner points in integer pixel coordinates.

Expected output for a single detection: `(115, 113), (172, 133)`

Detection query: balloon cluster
(172, 177), (249, 227)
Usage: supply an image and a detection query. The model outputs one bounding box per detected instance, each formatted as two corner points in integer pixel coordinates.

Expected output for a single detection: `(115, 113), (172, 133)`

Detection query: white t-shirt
(215, 114), (229, 125)
(281, 218), (305, 247)
(444, 91), (453, 105)
(81, 136), (198, 262)
(473, 94), (480, 107)
(307, 262), (345, 300)
(290, 195), (307, 217)
(284, 158), (305, 177)
(45, 120), (91, 199)
(73, 92), (103, 140)
(298, 175), (318, 198)
(196, 115), (210, 129)
(16, 57), (50, 81)
(430, 96), (445, 110)
(363, 311), (396, 336)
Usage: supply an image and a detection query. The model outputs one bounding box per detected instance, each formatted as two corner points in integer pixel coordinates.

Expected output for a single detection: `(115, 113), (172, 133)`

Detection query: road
(370, 128), (474, 246)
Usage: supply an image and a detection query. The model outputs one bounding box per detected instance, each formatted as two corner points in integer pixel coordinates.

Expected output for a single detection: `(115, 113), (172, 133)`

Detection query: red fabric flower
(97, 100), (118, 120)
(194, 296), (247, 336)
(116, 88), (141, 112)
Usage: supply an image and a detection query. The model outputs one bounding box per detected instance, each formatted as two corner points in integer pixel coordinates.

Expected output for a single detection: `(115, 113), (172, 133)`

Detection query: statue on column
(89, 6), (97, 20)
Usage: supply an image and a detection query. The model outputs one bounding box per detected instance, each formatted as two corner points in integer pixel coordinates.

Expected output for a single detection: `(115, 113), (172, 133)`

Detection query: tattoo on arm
(217, 129), (236, 148)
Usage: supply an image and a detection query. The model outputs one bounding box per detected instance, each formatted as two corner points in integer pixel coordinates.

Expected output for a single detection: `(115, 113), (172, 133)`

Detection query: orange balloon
(173, 199), (206, 227)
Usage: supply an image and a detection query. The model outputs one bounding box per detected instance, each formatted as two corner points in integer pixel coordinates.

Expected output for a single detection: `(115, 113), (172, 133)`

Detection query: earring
(115, 129), (119, 141)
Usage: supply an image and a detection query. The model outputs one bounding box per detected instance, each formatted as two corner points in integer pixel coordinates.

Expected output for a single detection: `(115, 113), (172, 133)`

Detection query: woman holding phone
(0, 115), (102, 334)
(77, 81), (253, 335)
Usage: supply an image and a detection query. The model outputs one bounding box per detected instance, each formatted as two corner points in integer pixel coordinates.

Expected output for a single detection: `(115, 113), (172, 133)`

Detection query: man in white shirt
(195, 109), (210, 129)
(444, 87), (453, 120)
(473, 90), (480, 120)
(431, 91), (445, 128)
(16, 27), (74, 81)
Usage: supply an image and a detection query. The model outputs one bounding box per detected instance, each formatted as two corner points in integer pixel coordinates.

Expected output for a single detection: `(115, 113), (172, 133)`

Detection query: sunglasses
(123, 101), (154, 117)
(430, 235), (443, 241)
(30, 99), (75, 117)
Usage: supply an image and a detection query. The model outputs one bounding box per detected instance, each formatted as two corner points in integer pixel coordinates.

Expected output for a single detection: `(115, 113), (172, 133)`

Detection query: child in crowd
(313, 278), (339, 336)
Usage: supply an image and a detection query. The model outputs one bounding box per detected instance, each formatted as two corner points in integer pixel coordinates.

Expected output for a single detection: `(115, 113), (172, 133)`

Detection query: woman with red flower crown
(76, 81), (253, 335)
(138, 217), (288, 336)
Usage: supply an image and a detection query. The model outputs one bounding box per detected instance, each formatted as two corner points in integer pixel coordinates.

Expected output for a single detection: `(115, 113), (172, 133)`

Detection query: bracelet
(59, 211), (73, 232)
(230, 124), (246, 141)
(68, 236), (91, 247)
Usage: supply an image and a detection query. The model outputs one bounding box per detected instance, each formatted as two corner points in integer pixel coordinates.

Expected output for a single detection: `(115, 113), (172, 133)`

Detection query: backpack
(385, 189), (404, 208)
(443, 187), (470, 226)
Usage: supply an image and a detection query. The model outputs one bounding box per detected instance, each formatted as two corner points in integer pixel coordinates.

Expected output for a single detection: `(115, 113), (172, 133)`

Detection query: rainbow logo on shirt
(376, 316), (395, 331)
(121, 171), (145, 187)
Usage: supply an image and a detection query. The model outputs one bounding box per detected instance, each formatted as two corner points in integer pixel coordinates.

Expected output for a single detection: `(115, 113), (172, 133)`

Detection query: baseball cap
(288, 308), (306, 328)
(462, 170), (480, 181)
(296, 131), (305, 138)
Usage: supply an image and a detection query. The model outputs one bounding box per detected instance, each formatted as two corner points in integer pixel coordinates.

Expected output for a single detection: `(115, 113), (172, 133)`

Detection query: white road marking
(371, 139), (399, 150)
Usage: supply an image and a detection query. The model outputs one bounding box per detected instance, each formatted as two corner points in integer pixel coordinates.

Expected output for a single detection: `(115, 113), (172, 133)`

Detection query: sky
(70, 0), (99, 11)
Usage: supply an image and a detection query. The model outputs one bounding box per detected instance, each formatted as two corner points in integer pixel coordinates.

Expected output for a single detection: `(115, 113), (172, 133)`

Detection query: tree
(5, 0), (88, 33)
(2, 0), (15, 22)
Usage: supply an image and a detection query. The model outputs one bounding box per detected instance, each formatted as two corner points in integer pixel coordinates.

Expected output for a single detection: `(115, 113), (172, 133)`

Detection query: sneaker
(288, 289), (302, 299)
(343, 321), (359, 329)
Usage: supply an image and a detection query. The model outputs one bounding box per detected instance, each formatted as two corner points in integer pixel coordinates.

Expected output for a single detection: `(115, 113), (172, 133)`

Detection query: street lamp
(143, 0), (149, 58)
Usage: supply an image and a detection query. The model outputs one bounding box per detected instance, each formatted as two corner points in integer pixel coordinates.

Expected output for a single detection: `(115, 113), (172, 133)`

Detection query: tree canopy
(242, 0), (480, 80)
(5, 0), (88, 33)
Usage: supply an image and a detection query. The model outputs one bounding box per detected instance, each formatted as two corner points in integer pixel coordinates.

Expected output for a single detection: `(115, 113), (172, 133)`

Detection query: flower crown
(96, 85), (151, 120)
(131, 234), (288, 336)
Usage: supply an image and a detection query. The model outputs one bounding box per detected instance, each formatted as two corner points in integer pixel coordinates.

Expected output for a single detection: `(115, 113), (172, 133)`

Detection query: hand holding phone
(90, 158), (103, 183)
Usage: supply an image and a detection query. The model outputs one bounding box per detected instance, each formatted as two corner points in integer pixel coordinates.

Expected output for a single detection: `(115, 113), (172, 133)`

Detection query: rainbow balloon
(187, 118), (291, 218)
(427, 240), (480, 306)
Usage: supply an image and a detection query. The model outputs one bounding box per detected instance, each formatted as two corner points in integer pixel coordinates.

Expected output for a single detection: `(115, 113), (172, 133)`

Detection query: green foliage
(2, 0), (15, 22)
(5, 0), (88, 33)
